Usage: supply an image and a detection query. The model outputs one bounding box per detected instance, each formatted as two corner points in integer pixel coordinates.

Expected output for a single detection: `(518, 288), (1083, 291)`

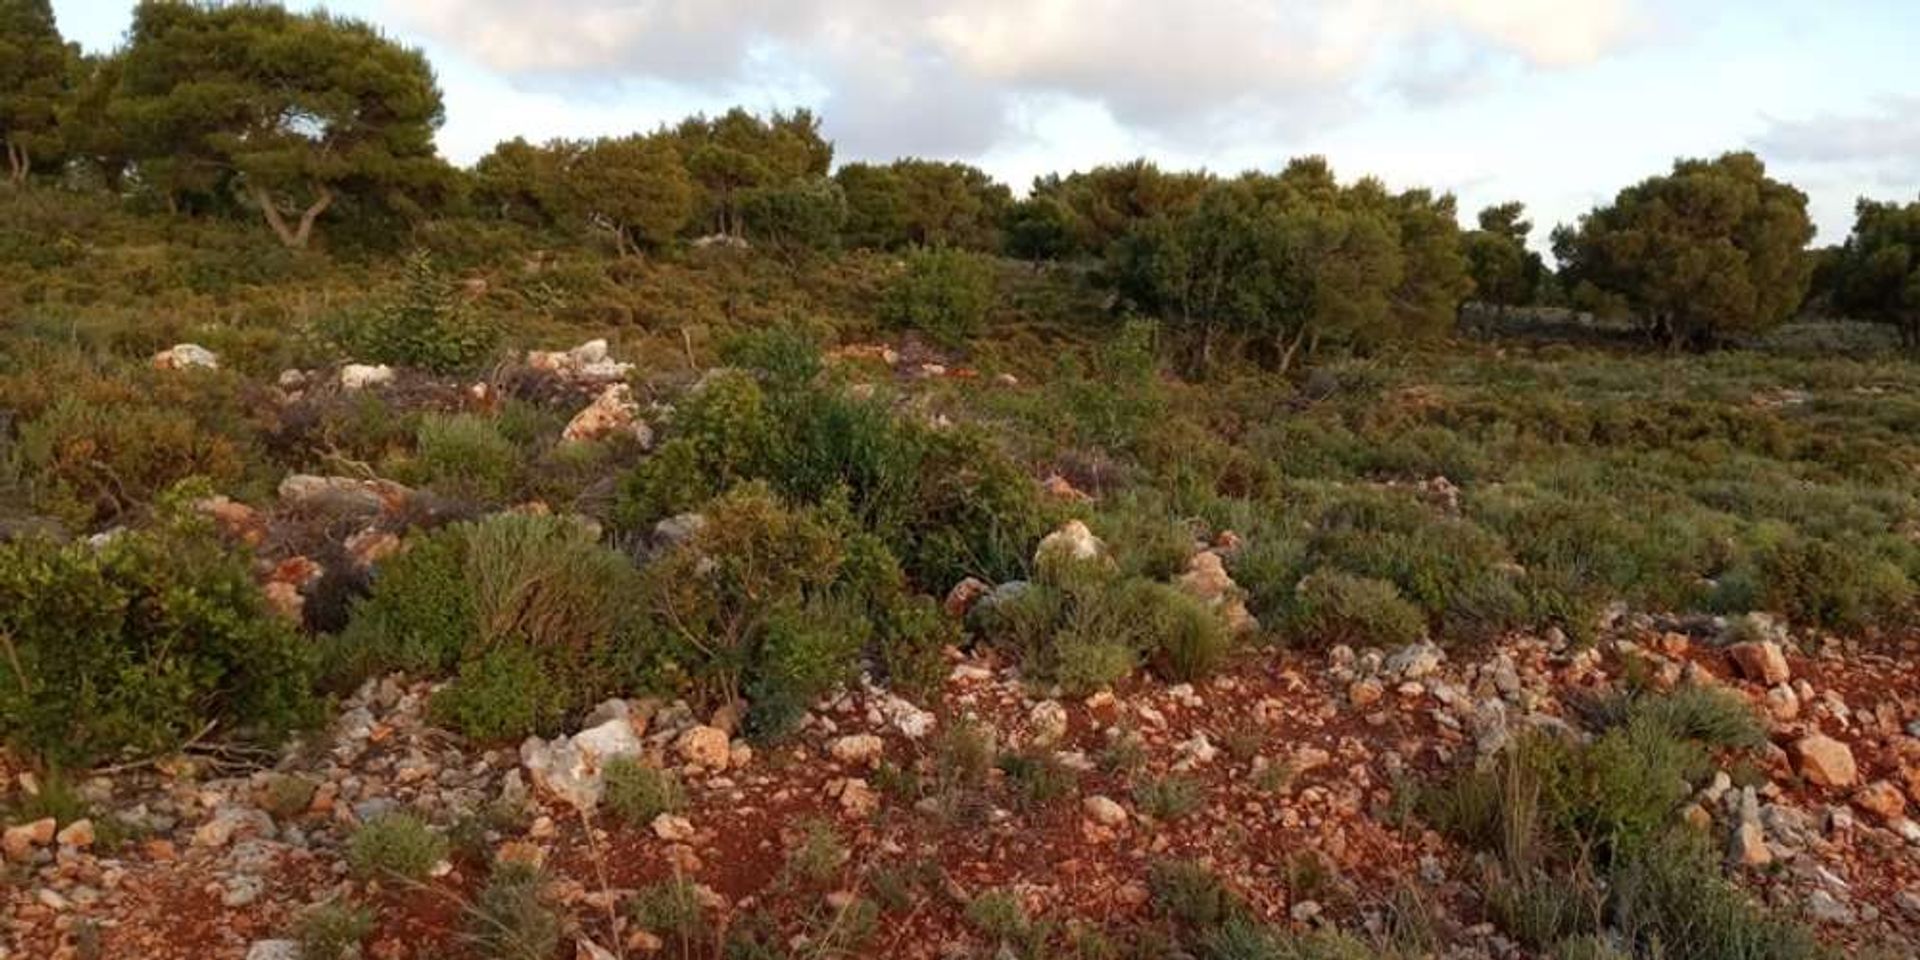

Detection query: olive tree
(1552, 152), (1813, 350)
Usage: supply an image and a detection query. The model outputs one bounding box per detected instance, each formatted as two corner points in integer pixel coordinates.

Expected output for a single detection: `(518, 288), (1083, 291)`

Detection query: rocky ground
(7, 608), (1920, 960)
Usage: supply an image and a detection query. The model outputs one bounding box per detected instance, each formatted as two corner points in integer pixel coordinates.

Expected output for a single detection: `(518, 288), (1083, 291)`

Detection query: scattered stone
(339, 363), (395, 390)
(1793, 734), (1859, 788)
(3, 818), (55, 861)
(54, 818), (94, 848)
(1175, 550), (1258, 635)
(1730, 820), (1772, 867)
(152, 343), (219, 371)
(651, 814), (696, 842)
(562, 383), (652, 445)
(944, 577), (993, 618)
(1805, 889), (1856, 924)
(1028, 700), (1070, 747)
(1729, 641), (1791, 686)
(1386, 641), (1444, 681)
(1083, 795), (1127, 827)
(829, 734), (886, 767)
(245, 941), (301, 960)
(520, 714), (647, 810)
(1348, 679), (1384, 708)
(676, 725), (732, 771)
(835, 778), (879, 817)
(527, 339), (633, 382)
(1034, 520), (1106, 567)
(1856, 781), (1907, 822)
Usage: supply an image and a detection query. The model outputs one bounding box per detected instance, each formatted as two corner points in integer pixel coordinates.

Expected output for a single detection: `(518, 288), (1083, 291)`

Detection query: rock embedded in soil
(1083, 795), (1127, 827)
(1794, 734), (1860, 789)
(828, 734), (885, 767)
(1729, 641), (1792, 686)
(675, 725), (733, 771)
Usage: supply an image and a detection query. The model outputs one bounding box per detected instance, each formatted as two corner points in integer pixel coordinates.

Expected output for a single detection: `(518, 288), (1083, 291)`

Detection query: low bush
(347, 812), (448, 881)
(324, 251), (500, 373)
(413, 413), (520, 504)
(880, 246), (996, 345)
(0, 505), (316, 766)
(602, 757), (685, 825)
(465, 861), (562, 960)
(1281, 568), (1426, 649)
(294, 901), (377, 960)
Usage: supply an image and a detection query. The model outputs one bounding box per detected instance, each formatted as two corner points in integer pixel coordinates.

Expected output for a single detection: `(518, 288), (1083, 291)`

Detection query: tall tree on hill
(674, 108), (831, 238)
(0, 0), (69, 186)
(114, 2), (446, 247)
(571, 135), (695, 256)
(1830, 197), (1920, 348)
(1552, 152), (1813, 350)
(1464, 201), (1546, 315)
(58, 51), (132, 191)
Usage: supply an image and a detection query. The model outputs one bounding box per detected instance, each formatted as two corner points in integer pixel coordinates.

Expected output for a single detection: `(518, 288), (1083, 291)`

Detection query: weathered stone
(339, 363), (395, 390)
(528, 340), (633, 382)
(1793, 734), (1859, 788)
(152, 343), (219, 371)
(1728, 641), (1791, 686)
(1175, 550), (1258, 635)
(1348, 679), (1385, 708)
(1083, 795), (1127, 827)
(1028, 700), (1070, 747)
(828, 734), (885, 767)
(54, 819), (94, 848)
(245, 941), (301, 960)
(651, 814), (695, 842)
(943, 577), (993, 618)
(1856, 780), (1908, 822)
(675, 725), (732, 771)
(1034, 520), (1105, 568)
(1386, 641), (1444, 680)
(520, 715), (647, 811)
(562, 383), (652, 445)
(3, 818), (55, 861)
(1730, 820), (1772, 867)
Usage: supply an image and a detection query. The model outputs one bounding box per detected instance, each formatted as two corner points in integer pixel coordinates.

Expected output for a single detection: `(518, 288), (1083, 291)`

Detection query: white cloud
(1757, 96), (1920, 179)
(395, 0), (1641, 157)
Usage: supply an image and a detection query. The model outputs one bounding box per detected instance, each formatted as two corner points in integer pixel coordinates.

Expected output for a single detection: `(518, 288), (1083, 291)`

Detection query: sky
(47, 0), (1920, 247)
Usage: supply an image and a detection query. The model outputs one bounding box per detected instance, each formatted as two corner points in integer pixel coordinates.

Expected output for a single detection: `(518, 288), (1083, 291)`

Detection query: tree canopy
(1829, 197), (1920, 347)
(1553, 152), (1814, 349)
(0, 0), (69, 185)
(113, 1), (446, 247)
(1463, 202), (1545, 312)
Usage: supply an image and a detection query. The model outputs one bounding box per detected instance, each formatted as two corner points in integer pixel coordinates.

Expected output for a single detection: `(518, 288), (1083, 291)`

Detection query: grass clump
(602, 757), (685, 825)
(463, 861), (562, 960)
(412, 413), (520, 504)
(629, 875), (707, 949)
(1281, 567), (1427, 650)
(346, 812), (448, 881)
(1132, 775), (1205, 821)
(293, 900), (377, 960)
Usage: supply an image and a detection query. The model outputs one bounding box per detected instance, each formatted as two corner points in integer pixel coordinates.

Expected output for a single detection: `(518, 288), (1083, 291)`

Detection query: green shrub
(432, 643), (570, 743)
(997, 747), (1078, 808)
(1282, 568), (1426, 649)
(325, 251), (500, 373)
(603, 757), (685, 825)
(630, 875), (708, 948)
(880, 246), (996, 345)
(347, 812), (448, 881)
(965, 889), (1032, 943)
(16, 392), (252, 530)
(0, 510), (316, 766)
(1755, 535), (1913, 630)
(1610, 834), (1821, 960)
(294, 901), (377, 960)
(1133, 775), (1204, 821)
(465, 861), (562, 960)
(1149, 860), (1237, 931)
(414, 413), (519, 503)
(747, 598), (870, 739)
(330, 527), (475, 685)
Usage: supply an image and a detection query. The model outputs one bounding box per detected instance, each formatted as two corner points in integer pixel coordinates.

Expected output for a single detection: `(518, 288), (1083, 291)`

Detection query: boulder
(3, 818), (55, 862)
(528, 339), (634, 382)
(152, 343), (219, 371)
(519, 715), (647, 811)
(1855, 780), (1907, 822)
(562, 383), (653, 445)
(1386, 641), (1445, 681)
(278, 474), (408, 516)
(1028, 700), (1070, 747)
(339, 363), (395, 390)
(1728, 642), (1791, 686)
(1793, 734), (1859, 788)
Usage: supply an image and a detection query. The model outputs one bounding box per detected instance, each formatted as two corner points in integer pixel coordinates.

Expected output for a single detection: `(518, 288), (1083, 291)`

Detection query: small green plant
(294, 900), (377, 960)
(997, 747), (1078, 809)
(347, 812), (448, 881)
(603, 757), (685, 825)
(414, 413), (519, 503)
(327, 251), (500, 373)
(259, 774), (319, 821)
(1097, 730), (1148, 776)
(1149, 860), (1237, 931)
(1132, 775), (1204, 821)
(464, 861), (562, 960)
(966, 889), (1032, 943)
(629, 875), (707, 948)
(783, 818), (849, 888)
(1281, 568), (1427, 649)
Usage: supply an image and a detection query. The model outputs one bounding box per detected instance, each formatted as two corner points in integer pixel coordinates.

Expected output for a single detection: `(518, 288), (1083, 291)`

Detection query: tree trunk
(4, 141), (28, 186)
(250, 182), (335, 249)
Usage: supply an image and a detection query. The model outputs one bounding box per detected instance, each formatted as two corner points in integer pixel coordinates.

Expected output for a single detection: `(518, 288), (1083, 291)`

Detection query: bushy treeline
(10, 0), (1920, 352)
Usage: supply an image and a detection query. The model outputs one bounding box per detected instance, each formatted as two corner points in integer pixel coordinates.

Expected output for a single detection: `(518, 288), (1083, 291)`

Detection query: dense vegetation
(2, 3), (1918, 955)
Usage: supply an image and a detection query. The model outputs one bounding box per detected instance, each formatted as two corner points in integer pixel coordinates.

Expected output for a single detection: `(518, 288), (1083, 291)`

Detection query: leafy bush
(337, 513), (643, 740)
(414, 413), (520, 504)
(629, 875), (708, 948)
(16, 392), (252, 530)
(325, 251), (500, 373)
(347, 812), (448, 880)
(0, 509), (316, 766)
(603, 757), (686, 825)
(880, 246), (996, 345)
(1281, 568), (1426, 649)
(294, 901), (377, 960)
